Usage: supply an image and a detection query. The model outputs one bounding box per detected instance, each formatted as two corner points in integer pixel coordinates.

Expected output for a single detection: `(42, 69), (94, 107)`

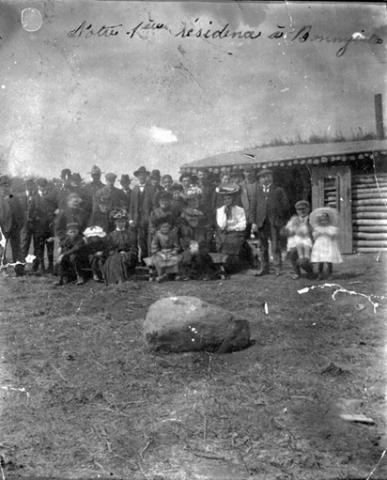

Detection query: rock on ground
(143, 296), (251, 353)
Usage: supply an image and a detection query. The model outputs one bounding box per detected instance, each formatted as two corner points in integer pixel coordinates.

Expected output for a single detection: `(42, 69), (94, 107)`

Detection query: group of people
(0, 164), (342, 284)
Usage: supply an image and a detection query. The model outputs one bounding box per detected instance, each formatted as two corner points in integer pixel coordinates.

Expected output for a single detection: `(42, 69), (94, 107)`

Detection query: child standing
(310, 207), (342, 280)
(55, 222), (88, 286)
(150, 216), (181, 282)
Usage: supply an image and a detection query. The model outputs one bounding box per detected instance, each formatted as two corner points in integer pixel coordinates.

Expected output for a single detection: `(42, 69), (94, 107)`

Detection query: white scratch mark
(298, 283), (385, 314)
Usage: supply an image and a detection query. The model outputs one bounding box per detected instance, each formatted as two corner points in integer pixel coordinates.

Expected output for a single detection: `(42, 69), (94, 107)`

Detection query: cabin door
(311, 165), (353, 254)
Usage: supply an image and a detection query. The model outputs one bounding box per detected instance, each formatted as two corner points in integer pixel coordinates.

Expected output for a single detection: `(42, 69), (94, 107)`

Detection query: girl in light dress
(310, 207), (342, 280)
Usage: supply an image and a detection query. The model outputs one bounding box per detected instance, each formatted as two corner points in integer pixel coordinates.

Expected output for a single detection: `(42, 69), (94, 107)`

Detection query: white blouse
(216, 205), (246, 232)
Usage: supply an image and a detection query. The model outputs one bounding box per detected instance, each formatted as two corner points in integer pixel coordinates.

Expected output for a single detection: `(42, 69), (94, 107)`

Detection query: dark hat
(134, 166), (149, 177)
(217, 183), (240, 195)
(105, 172), (117, 182)
(61, 168), (72, 180)
(150, 169), (161, 180)
(257, 169), (273, 178)
(295, 200), (310, 210)
(70, 173), (82, 184)
(120, 174), (130, 184)
(66, 222), (80, 231)
(0, 175), (10, 186)
(112, 208), (128, 220)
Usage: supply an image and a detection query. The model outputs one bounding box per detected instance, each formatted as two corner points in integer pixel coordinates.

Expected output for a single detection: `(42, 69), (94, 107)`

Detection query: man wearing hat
(0, 175), (25, 271)
(252, 169), (289, 275)
(130, 166), (154, 261)
(240, 167), (258, 239)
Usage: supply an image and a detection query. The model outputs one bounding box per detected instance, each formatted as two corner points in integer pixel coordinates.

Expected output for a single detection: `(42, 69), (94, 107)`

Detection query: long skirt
(216, 231), (245, 256)
(103, 251), (137, 284)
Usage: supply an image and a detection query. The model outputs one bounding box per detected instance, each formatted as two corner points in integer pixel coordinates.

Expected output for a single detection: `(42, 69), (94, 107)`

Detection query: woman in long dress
(103, 209), (138, 284)
(215, 184), (247, 271)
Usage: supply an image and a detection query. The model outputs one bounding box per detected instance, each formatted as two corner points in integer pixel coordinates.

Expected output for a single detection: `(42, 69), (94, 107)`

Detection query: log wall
(352, 173), (387, 252)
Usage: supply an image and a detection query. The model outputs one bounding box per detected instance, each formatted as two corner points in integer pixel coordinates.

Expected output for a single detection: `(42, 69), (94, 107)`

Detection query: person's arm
(62, 237), (86, 256)
(233, 207), (247, 231)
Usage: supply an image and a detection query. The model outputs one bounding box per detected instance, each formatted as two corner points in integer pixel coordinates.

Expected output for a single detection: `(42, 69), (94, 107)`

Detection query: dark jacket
(129, 184), (154, 227)
(254, 185), (289, 229)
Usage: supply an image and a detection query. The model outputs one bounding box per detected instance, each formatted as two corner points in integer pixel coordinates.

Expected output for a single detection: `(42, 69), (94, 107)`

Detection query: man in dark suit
(119, 174), (132, 211)
(129, 166), (154, 261)
(252, 169), (289, 275)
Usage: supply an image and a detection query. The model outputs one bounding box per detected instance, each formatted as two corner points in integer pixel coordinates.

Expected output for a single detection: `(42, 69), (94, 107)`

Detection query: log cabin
(181, 139), (387, 253)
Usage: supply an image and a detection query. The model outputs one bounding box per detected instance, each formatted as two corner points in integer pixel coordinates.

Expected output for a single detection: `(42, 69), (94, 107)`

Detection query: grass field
(0, 254), (386, 480)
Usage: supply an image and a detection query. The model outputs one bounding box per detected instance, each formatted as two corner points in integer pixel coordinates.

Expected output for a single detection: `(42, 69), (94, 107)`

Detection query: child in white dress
(310, 207), (342, 280)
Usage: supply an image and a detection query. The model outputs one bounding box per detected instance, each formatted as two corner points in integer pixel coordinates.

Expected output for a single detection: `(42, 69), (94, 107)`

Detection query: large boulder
(143, 296), (251, 353)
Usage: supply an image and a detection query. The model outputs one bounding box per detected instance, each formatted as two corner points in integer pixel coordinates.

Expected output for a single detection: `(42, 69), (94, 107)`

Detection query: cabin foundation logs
(352, 173), (387, 252)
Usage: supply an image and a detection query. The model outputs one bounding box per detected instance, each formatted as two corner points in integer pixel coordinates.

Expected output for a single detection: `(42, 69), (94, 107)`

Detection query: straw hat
(309, 207), (339, 228)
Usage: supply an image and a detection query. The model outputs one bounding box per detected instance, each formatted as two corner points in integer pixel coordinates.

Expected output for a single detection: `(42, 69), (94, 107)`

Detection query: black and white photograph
(0, 1), (386, 479)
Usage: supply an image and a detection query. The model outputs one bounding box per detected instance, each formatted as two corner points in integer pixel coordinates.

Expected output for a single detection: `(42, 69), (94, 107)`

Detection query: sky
(0, 1), (386, 179)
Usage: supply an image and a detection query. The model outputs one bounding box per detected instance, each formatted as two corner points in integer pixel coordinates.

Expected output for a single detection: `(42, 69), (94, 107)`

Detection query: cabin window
(323, 176), (340, 211)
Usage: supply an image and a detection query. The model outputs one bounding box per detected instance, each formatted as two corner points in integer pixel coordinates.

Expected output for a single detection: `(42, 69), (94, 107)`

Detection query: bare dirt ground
(0, 254), (386, 480)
